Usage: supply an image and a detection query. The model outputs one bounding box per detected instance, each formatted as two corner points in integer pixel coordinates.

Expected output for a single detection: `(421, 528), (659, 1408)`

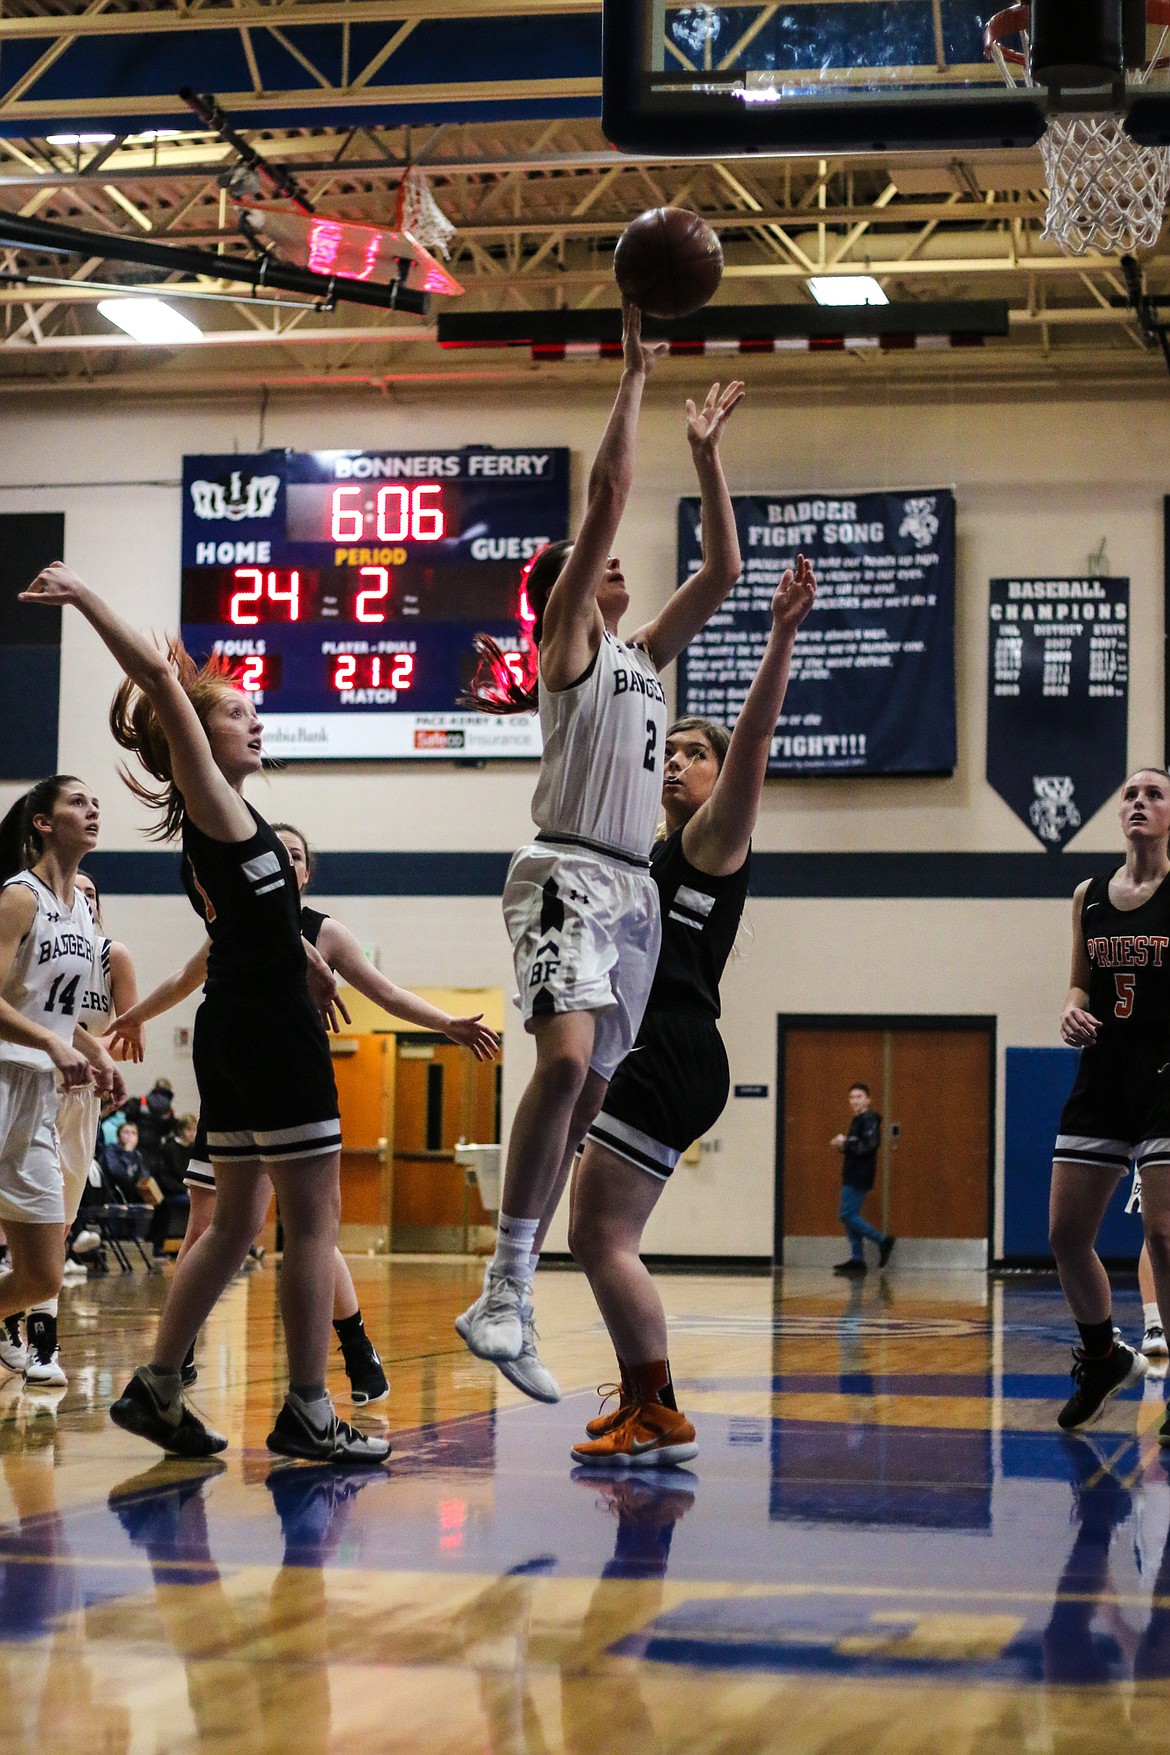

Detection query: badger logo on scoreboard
(189, 471), (281, 523)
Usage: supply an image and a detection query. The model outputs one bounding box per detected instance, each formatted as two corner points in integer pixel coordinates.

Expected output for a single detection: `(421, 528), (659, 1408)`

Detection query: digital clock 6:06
(327, 484), (444, 543)
(286, 481), (455, 546)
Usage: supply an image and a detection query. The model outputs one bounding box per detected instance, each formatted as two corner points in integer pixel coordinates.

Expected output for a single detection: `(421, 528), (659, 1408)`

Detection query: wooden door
(780, 1023), (991, 1244)
(391, 1035), (499, 1251)
(781, 1029), (884, 1236)
(332, 1034), (394, 1250)
(886, 1030), (990, 1239)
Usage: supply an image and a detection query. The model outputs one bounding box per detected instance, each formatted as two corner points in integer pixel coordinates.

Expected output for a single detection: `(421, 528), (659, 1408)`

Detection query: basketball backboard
(602, 3), (1170, 157)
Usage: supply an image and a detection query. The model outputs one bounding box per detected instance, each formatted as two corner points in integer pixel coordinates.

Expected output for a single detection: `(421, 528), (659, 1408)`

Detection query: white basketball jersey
(531, 632), (668, 862)
(0, 873), (98, 1071)
(79, 937), (113, 1034)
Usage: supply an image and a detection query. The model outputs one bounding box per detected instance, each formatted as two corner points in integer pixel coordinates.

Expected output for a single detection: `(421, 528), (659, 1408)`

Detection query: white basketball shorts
(503, 842), (661, 1083)
(0, 1063), (65, 1225)
(56, 1086), (101, 1223)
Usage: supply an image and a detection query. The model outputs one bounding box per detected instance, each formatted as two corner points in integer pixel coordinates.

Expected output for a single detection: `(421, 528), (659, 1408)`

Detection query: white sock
(29, 1298), (58, 1318)
(1145, 1301), (1161, 1330)
(492, 1214), (538, 1282)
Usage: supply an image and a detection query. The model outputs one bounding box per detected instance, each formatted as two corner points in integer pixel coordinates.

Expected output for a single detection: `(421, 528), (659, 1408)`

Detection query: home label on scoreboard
(180, 447), (570, 761)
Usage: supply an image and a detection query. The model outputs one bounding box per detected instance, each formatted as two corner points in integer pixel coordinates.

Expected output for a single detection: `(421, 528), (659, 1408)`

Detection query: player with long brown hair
(19, 563), (387, 1465)
(0, 777), (123, 1351)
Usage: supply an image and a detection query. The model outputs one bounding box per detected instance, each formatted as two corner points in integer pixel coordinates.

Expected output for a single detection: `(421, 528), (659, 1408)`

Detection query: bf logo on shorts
(530, 937), (560, 987)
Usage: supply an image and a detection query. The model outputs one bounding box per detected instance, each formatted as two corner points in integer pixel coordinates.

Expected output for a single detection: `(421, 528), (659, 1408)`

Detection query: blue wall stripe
(84, 849), (1119, 900)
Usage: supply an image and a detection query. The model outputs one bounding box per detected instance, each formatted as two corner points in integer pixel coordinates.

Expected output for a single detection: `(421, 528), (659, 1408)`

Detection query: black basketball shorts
(193, 984), (341, 1166)
(586, 1008), (730, 1180)
(1056, 1030), (1170, 1175)
(184, 1119), (215, 1192)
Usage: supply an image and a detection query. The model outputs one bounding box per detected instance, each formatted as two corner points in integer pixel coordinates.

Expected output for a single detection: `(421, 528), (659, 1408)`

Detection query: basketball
(613, 207), (724, 320)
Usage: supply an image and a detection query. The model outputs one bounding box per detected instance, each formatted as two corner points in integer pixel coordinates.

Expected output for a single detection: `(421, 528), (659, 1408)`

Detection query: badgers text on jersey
(0, 873), (98, 1070)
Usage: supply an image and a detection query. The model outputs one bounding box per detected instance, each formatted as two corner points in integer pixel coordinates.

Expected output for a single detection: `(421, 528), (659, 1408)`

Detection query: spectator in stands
(100, 1094), (128, 1154)
(150, 1114), (195, 1258)
(122, 1078), (176, 1177)
(105, 1121), (145, 1202)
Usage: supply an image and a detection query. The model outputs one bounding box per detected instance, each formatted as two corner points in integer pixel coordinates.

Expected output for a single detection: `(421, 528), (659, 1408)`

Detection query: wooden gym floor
(0, 1256), (1164, 1753)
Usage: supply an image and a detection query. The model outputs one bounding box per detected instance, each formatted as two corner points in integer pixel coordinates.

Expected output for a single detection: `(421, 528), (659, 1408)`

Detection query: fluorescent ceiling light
(807, 275), (889, 307)
(46, 132), (116, 146)
(97, 297), (201, 344)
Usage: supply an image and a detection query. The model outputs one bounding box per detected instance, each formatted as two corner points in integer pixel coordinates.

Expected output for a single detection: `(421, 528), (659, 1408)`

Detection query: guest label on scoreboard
(181, 448), (569, 762)
(677, 489), (956, 777)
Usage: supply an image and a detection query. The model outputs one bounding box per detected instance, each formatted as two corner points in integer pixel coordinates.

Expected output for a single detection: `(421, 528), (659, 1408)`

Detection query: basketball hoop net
(395, 165), (457, 260)
(985, 3), (1170, 255)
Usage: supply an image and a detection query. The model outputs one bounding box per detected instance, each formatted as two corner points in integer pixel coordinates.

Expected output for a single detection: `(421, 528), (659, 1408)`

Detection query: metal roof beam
(0, 1), (601, 40)
(0, 77), (602, 124)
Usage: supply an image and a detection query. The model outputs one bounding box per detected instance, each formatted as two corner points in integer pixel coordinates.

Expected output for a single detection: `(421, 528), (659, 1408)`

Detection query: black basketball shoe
(267, 1391), (390, 1464)
(339, 1332), (389, 1406)
(1057, 1343), (1146, 1431)
(110, 1368), (228, 1457)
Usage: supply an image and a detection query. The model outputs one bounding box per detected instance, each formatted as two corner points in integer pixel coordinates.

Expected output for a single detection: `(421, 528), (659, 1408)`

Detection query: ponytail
(459, 635), (539, 715)
(460, 539), (572, 717)
(0, 775), (81, 885)
(109, 637), (238, 841)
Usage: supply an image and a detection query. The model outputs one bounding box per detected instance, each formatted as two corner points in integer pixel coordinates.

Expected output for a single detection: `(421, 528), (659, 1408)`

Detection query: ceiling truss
(0, 37), (1166, 397)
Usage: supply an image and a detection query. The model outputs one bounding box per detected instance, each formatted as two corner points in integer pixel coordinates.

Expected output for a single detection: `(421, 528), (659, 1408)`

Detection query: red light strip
(529, 334), (985, 361)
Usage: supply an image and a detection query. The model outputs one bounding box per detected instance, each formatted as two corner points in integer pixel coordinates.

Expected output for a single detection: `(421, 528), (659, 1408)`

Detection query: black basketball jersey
(181, 805), (306, 992)
(1081, 867), (1170, 1034)
(645, 828), (751, 1018)
(300, 905), (329, 949)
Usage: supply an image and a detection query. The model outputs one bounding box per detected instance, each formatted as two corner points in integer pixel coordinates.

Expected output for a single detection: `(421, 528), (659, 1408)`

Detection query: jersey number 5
(45, 973), (81, 1017)
(643, 719), (658, 773)
(1115, 973), (1136, 1020)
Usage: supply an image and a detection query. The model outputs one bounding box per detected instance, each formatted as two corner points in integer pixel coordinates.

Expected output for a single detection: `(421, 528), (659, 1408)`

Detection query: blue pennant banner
(986, 577), (1129, 852)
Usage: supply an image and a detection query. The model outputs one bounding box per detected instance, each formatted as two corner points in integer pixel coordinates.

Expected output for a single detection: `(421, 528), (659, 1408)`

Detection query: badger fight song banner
(986, 577), (1129, 852)
(677, 489), (956, 777)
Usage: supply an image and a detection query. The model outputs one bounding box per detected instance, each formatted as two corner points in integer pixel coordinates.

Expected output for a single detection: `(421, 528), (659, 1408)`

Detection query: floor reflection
(0, 1269), (1161, 1751)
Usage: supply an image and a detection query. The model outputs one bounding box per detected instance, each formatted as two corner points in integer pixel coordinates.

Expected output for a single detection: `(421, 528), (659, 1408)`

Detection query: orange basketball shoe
(571, 1400), (698, 1469)
(585, 1382), (633, 1438)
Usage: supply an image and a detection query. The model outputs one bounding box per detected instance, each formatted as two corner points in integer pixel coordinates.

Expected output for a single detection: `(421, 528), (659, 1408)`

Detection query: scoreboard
(180, 447), (569, 761)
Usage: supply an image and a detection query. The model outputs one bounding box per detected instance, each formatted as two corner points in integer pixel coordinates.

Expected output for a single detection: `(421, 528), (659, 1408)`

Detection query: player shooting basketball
(455, 300), (745, 1394)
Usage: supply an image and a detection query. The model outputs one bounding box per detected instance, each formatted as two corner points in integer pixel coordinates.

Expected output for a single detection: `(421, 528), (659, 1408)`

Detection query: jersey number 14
(45, 973), (81, 1016)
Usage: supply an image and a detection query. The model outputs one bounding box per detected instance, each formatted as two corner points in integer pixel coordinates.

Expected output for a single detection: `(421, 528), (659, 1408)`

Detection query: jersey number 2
(643, 719), (658, 773)
(45, 973), (81, 1017)
(1115, 973), (1136, 1019)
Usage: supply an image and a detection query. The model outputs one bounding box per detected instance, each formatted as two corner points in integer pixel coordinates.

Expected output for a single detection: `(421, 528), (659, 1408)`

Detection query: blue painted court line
(685, 1371), (1166, 1400)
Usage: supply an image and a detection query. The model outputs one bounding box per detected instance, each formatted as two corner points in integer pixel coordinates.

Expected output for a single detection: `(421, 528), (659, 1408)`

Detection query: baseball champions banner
(986, 577), (1129, 852)
(677, 489), (956, 777)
